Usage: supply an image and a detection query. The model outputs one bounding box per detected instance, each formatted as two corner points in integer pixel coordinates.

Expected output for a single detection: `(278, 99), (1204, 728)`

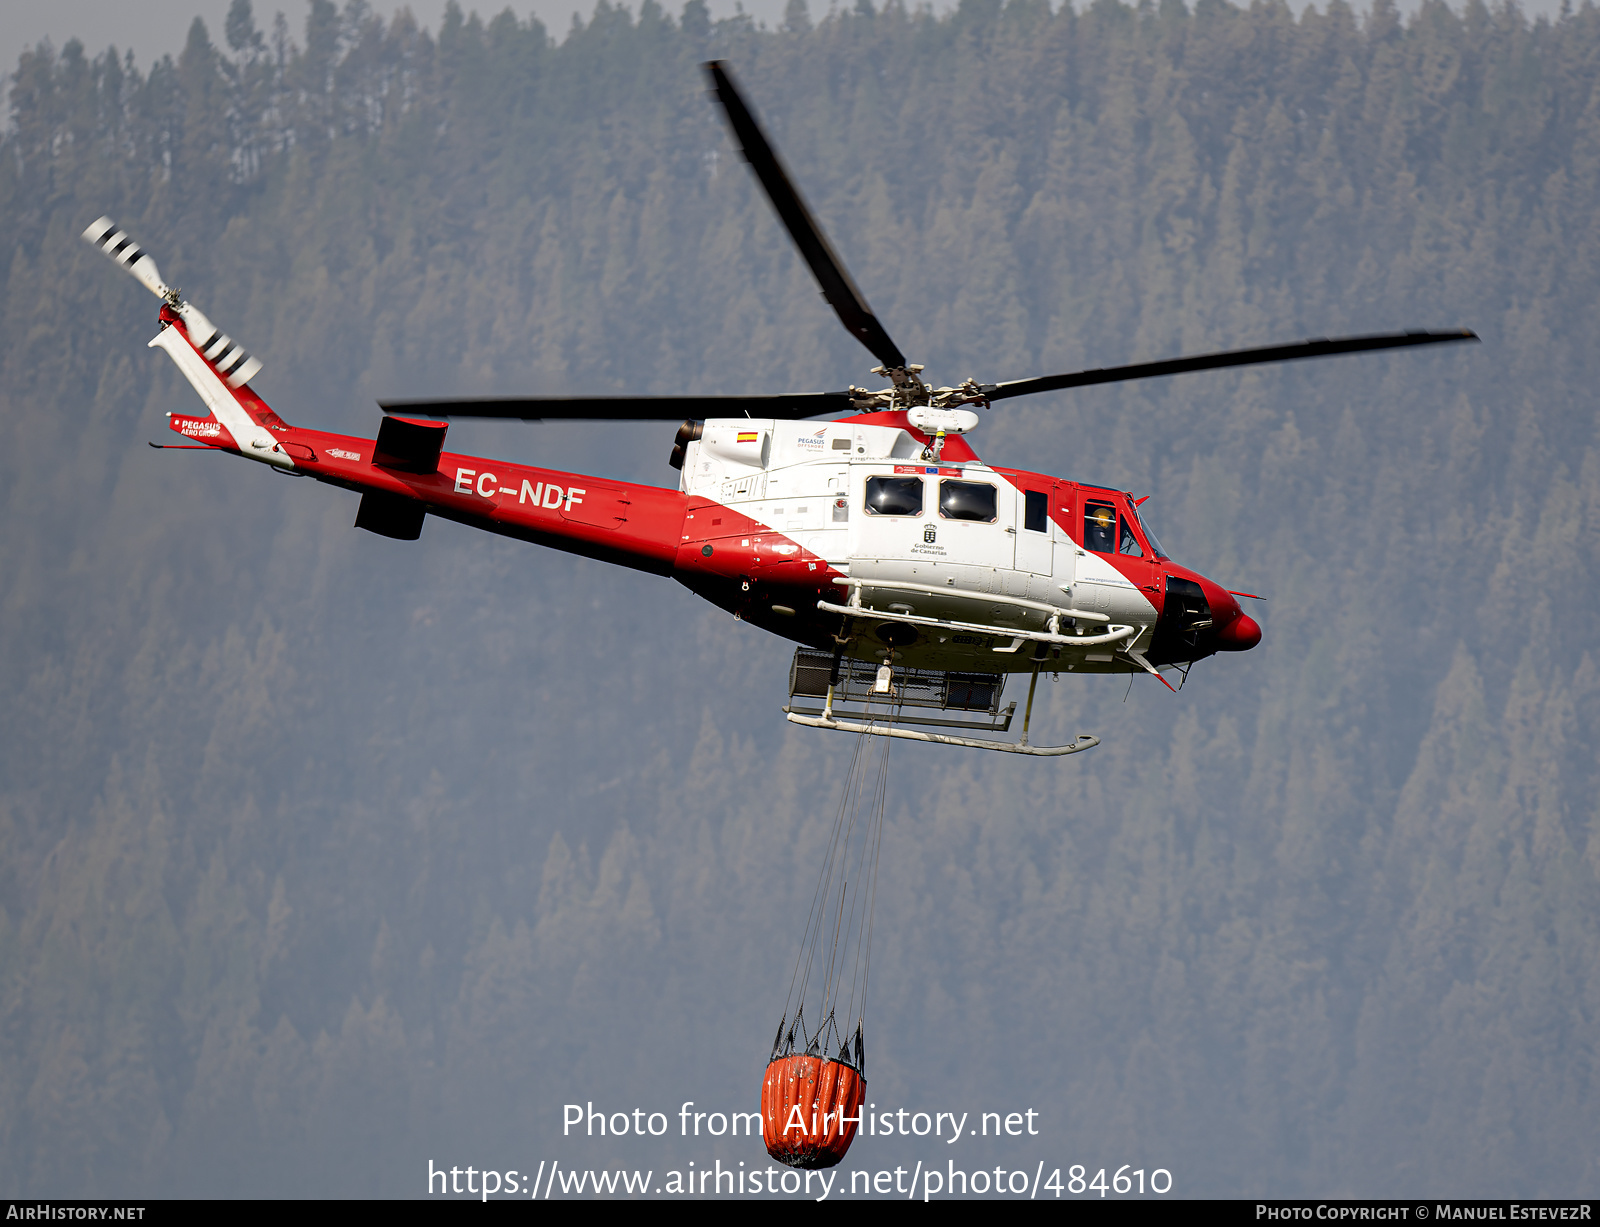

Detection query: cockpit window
(939, 480), (997, 522)
(1131, 505), (1170, 560)
(1118, 517), (1144, 557)
(864, 475), (924, 516)
(1084, 500), (1118, 553)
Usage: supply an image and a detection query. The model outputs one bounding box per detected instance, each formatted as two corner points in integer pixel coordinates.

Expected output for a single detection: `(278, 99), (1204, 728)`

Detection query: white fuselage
(680, 418), (1160, 673)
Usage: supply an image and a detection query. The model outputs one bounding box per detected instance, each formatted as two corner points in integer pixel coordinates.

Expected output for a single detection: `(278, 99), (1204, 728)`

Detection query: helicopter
(84, 61), (1475, 756)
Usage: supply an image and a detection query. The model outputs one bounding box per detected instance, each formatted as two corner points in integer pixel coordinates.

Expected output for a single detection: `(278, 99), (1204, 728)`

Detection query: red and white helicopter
(86, 62), (1474, 756)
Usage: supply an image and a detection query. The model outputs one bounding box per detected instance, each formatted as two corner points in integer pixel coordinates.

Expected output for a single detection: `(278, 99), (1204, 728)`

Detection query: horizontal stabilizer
(373, 416), (447, 473)
(355, 491), (425, 540)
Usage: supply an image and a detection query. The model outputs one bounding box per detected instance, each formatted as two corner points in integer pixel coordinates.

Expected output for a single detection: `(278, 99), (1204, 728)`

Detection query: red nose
(1216, 611), (1261, 651)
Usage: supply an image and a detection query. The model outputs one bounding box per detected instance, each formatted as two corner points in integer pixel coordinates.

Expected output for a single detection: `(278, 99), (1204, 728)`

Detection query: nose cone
(1216, 611), (1261, 652)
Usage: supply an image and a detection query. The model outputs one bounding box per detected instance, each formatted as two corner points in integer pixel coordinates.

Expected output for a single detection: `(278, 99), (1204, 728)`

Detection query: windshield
(1131, 503), (1170, 560)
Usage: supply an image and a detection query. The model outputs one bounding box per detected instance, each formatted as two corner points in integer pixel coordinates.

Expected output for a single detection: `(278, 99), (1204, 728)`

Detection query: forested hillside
(2, 0), (1597, 1196)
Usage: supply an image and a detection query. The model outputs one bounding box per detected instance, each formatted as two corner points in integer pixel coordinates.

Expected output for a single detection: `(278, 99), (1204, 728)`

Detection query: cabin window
(864, 476), (924, 516)
(939, 480), (997, 522)
(1024, 490), (1049, 533)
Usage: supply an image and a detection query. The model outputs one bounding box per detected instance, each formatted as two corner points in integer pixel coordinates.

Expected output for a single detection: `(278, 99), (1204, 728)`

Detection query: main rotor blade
(982, 330), (1479, 402)
(705, 61), (906, 371)
(379, 393), (858, 421)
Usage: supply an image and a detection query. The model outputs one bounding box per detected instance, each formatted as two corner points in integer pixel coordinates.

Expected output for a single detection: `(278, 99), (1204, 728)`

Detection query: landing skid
(784, 655), (1100, 757)
(784, 710), (1099, 756)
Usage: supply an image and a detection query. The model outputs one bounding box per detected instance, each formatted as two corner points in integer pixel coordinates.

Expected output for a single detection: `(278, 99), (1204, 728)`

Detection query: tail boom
(343, 445), (688, 574)
(109, 221), (690, 575)
(214, 419), (690, 574)
(150, 306), (688, 572)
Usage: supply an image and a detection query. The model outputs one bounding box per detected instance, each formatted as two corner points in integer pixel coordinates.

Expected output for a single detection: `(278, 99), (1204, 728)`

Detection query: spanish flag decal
(737, 431), (760, 443)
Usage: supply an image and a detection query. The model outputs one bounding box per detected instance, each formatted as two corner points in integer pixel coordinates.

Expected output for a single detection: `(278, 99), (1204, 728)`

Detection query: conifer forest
(2, 0), (1598, 1197)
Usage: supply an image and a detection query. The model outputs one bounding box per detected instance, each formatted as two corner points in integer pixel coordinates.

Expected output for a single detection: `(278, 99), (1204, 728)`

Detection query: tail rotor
(82, 216), (262, 389)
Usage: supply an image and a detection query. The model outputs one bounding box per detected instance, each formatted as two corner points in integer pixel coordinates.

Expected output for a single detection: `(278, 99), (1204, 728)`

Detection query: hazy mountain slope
(1, 0), (1597, 1196)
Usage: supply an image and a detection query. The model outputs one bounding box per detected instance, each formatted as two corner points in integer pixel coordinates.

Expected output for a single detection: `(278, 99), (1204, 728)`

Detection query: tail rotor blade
(83, 216), (170, 299)
(175, 302), (263, 389)
(705, 61), (906, 372)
